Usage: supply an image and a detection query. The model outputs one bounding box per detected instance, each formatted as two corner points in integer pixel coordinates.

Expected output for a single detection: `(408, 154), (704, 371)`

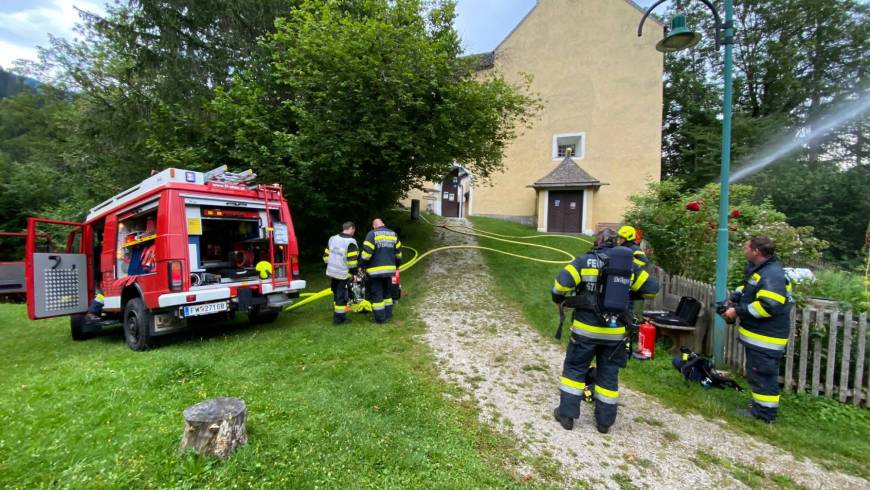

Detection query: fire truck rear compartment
(190, 210), (271, 286)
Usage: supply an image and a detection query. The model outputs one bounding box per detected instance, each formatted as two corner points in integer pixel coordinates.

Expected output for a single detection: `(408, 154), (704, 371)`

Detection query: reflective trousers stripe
(739, 327), (787, 351)
(372, 301), (386, 311)
(594, 385), (619, 404)
(751, 391), (780, 408)
(560, 377), (586, 396)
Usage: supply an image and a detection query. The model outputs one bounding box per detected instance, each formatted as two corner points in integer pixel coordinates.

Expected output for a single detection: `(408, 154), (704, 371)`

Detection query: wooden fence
(644, 268), (869, 408)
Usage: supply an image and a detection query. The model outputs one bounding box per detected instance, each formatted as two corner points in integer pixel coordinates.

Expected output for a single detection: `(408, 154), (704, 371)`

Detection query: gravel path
(416, 218), (867, 489)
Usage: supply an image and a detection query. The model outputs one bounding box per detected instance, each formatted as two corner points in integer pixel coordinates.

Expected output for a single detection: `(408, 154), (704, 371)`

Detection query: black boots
(553, 407), (614, 433)
(553, 408), (574, 431)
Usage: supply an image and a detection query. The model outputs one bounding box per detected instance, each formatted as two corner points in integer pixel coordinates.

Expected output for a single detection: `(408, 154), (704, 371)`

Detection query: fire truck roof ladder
(204, 165), (256, 185)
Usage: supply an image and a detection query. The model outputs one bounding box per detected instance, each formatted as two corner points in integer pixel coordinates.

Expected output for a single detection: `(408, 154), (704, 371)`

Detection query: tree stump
(179, 397), (247, 458)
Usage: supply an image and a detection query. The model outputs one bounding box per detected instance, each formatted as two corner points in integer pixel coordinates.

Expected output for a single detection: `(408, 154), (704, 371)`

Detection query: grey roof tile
(531, 155), (601, 188)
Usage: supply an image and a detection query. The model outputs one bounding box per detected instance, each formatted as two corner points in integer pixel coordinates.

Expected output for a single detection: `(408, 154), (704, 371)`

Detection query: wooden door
(547, 191), (582, 233)
(441, 170), (460, 217)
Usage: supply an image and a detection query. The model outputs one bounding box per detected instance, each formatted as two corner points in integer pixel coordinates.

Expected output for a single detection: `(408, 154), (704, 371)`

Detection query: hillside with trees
(0, 0), (536, 249)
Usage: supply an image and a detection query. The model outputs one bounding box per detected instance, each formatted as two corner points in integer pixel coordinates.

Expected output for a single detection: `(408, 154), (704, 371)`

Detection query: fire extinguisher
(637, 321), (656, 359)
(390, 269), (402, 301)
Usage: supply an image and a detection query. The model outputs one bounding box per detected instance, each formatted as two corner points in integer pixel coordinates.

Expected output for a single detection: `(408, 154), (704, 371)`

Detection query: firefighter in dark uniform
(323, 221), (359, 325)
(617, 225), (648, 268)
(552, 229), (659, 433)
(360, 218), (402, 324)
(722, 237), (793, 423)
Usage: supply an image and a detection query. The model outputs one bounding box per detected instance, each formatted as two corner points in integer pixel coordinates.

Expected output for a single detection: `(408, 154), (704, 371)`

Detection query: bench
(648, 320), (698, 355)
(644, 296), (707, 355)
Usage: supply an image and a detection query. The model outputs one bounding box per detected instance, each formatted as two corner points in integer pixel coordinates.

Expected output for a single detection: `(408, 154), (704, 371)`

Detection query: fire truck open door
(25, 218), (89, 320)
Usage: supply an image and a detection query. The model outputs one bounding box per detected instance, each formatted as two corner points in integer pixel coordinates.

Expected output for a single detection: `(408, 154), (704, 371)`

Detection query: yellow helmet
(255, 261), (273, 279)
(617, 225), (637, 242)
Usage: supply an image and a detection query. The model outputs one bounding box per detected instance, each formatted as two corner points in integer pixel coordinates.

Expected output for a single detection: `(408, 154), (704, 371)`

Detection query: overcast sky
(0, 0), (663, 70)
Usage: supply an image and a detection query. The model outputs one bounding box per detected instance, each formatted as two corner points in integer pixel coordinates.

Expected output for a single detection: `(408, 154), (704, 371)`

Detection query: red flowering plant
(623, 180), (827, 286)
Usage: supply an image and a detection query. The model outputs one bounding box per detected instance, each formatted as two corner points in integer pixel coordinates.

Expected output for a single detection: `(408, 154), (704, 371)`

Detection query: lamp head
(656, 12), (702, 53)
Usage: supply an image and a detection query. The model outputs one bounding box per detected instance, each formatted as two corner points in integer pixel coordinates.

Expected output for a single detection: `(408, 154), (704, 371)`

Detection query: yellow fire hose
(283, 218), (586, 313)
(453, 222), (594, 246)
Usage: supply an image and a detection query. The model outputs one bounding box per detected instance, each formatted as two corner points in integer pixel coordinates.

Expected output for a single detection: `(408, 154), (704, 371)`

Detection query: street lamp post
(638, 0), (735, 363)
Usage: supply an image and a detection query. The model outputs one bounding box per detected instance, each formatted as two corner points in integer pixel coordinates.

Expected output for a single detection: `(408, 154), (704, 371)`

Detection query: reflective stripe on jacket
(734, 257), (793, 351)
(360, 227), (402, 277)
(324, 234), (358, 279)
(552, 245), (660, 342)
(626, 242), (648, 268)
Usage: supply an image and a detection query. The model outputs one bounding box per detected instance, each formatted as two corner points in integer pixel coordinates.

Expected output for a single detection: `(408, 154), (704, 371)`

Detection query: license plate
(183, 301), (228, 317)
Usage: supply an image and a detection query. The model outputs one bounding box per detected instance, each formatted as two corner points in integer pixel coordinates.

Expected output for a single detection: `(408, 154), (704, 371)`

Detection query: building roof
(530, 155), (602, 189)
(623, 0), (665, 26)
(463, 51), (495, 70)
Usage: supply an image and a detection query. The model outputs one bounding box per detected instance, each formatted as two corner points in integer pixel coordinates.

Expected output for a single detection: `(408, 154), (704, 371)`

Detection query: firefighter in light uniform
(323, 221), (359, 325)
(723, 237), (793, 423)
(552, 229), (659, 433)
(360, 218), (402, 324)
(617, 225), (648, 268)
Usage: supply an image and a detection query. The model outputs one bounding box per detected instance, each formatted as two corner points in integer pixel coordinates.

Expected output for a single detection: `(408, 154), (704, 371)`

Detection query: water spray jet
(729, 95), (870, 183)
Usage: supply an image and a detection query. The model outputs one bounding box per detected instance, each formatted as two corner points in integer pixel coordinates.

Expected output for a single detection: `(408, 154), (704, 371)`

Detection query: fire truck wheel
(123, 298), (154, 351)
(69, 314), (94, 341)
(248, 306), (279, 324)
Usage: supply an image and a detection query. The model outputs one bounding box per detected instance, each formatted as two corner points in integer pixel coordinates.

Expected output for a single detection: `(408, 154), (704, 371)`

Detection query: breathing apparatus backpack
(672, 347), (743, 391)
(556, 246), (635, 340)
(599, 246), (634, 327)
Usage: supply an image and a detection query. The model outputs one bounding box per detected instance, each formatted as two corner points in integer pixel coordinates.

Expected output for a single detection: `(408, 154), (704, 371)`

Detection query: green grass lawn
(0, 212), (542, 489)
(468, 216), (870, 479)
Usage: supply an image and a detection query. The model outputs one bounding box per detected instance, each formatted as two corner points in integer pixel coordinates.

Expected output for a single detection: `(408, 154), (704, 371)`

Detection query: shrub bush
(794, 268), (870, 313)
(623, 180), (827, 287)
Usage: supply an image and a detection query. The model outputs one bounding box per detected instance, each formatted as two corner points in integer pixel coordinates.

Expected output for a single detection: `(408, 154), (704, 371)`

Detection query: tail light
(291, 256), (300, 277)
(169, 261), (184, 291)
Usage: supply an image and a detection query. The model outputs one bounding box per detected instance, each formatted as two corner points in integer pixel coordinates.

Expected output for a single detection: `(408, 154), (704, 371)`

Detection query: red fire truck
(24, 166), (306, 350)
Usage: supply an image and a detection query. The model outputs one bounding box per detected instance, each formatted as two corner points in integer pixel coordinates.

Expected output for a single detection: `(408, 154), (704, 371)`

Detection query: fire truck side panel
(141, 190), (187, 310)
(281, 201), (300, 258)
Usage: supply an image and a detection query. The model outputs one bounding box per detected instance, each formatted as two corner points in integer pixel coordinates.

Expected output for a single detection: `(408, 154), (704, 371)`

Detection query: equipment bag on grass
(672, 347), (743, 391)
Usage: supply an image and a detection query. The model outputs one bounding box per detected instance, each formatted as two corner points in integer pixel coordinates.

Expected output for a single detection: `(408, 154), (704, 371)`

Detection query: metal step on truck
(24, 166), (306, 351)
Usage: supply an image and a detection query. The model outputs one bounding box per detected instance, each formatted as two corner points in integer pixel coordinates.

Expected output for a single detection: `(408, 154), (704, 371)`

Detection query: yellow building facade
(407, 0), (663, 234)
